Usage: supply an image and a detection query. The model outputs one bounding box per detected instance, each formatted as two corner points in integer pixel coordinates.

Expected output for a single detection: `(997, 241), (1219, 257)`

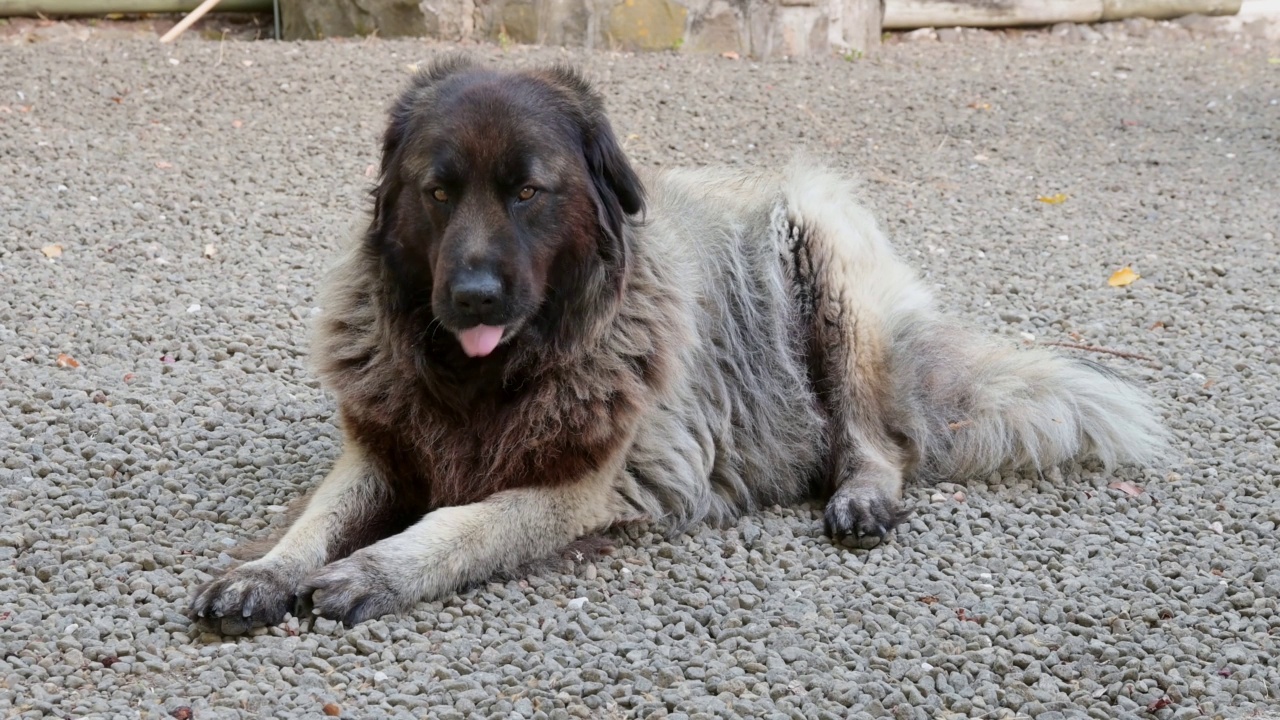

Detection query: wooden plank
(884, 0), (1103, 28)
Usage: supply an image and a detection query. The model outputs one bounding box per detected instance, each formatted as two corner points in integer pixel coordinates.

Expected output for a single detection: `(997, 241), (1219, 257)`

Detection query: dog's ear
(371, 55), (476, 234)
(542, 67), (644, 278)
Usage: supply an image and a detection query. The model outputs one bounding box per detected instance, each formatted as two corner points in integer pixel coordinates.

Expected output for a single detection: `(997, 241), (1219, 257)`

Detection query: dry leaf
(721, 51), (740, 60)
(55, 353), (80, 368)
(41, 244), (63, 259)
(123, 373), (136, 383)
(919, 595), (939, 605)
(968, 101), (991, 110)
(204, 243), (218, 258)
(322, 704), (341, 717)
(1108, 481), (1145, 497)
(947, 419), (973, 431)
(155, 161), (174, 170)
(1108, 266), (1140, 287)
(1149, 320), (1165, 330)
(1036, 193), (1068, 204)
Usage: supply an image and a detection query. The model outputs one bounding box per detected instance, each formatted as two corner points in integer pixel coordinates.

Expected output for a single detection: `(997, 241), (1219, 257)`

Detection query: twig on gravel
(160, 0), (223, 44)
(1038, 341), (1157, 363)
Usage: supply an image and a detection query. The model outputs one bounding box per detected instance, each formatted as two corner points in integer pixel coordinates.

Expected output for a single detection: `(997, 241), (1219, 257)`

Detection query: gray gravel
(2, 27), (1279, 720)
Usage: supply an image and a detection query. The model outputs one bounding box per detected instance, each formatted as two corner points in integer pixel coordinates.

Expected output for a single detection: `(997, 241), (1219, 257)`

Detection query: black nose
(451, 271), (503, 314)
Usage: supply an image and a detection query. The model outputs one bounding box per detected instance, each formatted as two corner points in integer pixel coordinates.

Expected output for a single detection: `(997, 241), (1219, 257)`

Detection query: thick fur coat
(189, 60), (1166, 632)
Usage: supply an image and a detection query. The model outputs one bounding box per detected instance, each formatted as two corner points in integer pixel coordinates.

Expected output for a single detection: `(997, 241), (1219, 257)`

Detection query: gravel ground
(2, 27), (1279, 720)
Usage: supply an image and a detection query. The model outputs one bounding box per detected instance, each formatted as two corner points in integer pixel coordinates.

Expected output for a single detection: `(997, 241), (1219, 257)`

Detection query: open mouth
(456, 324), (506, 358)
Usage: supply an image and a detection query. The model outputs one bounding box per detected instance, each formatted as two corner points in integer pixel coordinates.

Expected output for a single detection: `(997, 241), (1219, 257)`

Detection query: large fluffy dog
(190, 58), (1166, 632)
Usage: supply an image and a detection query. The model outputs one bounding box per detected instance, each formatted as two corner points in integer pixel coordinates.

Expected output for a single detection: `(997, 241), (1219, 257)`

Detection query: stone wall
(281, 0), (879, 57)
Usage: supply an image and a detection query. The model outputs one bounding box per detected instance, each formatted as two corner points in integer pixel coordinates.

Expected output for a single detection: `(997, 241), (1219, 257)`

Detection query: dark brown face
(370, 60), (644, 361)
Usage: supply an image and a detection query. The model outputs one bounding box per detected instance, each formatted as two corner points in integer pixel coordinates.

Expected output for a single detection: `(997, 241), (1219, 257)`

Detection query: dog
(189, 57), (1166, 633)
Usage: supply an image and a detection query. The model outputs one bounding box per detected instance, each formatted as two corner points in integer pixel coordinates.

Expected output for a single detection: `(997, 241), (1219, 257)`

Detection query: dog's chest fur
(315, 247), (683, 510)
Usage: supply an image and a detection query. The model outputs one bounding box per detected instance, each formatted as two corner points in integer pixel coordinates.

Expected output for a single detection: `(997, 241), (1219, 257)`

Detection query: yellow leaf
(1037, 193), (1068, 205)
(41, 244), (63, 259)
(1108, 266), (1140, 287)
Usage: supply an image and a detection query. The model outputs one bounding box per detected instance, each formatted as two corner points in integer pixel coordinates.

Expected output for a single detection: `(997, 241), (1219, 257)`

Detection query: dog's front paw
(188, 560), (305, 635)
(824, 486), (913, 550)
(302, 552), (409, 626)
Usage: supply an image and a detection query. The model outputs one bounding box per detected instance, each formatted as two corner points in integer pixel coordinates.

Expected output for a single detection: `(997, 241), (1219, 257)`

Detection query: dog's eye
(517, 187), (537, 202)
(430, 188), (449, 203)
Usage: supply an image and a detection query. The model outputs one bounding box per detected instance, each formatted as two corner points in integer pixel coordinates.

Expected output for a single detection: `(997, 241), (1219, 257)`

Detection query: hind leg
(799, 241), (917, 548)
(816, 310), (914, 547)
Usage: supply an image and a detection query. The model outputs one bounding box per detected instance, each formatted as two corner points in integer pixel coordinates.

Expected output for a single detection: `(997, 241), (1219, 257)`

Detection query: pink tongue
(456, 325), (505, 358)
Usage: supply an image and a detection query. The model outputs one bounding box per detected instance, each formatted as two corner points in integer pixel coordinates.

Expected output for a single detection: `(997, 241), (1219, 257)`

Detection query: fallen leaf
(1036, 193), (1068, 204)
(1108, 265), (1140, 287)
(100, 655), (119, 668)
(123, 373), (136, 383)
(919, 595), (939, 605)
(231, 119), (243, 129)
(155, 161), (174, 170)
(1149, 320), (1165, 330)
(1218, 667), (1233, 677)
(1146, 697), (1172, 712)
(1108, 481), (1145, 497)
(204, 243), (218, 258)
(947, 419), (973, 431)
(1210, 568), (1224, 576)
(55, 353), (80, 368)
(111, 96), (124, 104)
(1069, 331), (1084, 341)
(721, 51), (740, 60)
(41, 244), (63, 259)
(160, 354), (176, 364)
(169, 708), (192, 720)
(968, 101), (991, 110)
(322, 704), (341, 717)
(1202, 378), (1215, 389)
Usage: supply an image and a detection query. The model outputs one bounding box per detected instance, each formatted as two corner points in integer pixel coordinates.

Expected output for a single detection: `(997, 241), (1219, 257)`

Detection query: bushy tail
(893, 324), (1169, 481)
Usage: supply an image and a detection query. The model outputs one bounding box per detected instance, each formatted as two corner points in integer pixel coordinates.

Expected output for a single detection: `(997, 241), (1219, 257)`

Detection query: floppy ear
(371, 55), (477, 236)
(542, 67), (645, 281)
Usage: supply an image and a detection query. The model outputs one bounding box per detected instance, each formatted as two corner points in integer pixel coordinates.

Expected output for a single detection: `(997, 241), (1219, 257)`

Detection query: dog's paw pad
(187, 562), (301, 634)
(302, 554), (402, 626)
(823, 486), (912, 550)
